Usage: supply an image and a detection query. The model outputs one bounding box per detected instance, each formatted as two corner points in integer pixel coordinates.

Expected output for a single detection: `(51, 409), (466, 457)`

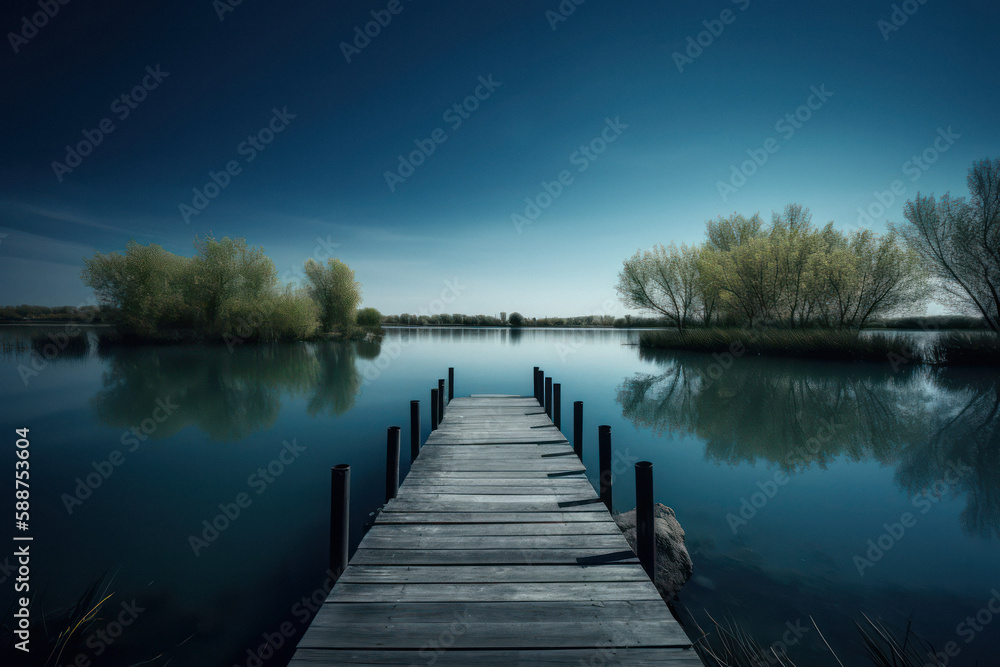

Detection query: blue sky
(1, 0), (997, 316)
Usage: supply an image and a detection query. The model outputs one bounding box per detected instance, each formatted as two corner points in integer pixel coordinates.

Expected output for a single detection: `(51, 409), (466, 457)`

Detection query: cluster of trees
(619, 159), (1000, 333)
(81, 236), (373, 340)
(617, 204), (930, 329)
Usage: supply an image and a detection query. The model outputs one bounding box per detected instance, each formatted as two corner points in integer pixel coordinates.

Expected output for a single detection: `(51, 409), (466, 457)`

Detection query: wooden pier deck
(289, 394), (700, 665)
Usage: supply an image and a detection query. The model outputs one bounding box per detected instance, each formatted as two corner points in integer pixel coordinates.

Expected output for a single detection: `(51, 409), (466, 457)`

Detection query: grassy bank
(930, 331), (1000, 365)
(640, 328), (1000, 365)
(638, 328), (922, 363)
(92, 324), (382, 351)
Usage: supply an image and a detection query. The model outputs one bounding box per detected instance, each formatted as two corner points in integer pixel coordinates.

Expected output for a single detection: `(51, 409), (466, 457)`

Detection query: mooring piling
(599, 425), (612, 511)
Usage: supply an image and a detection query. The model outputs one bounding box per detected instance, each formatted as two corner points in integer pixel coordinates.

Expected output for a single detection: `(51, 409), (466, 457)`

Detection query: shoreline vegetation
(639, 328), (1000, 365)
(50, 235), (386, 347)
(2, 311), (997, 365)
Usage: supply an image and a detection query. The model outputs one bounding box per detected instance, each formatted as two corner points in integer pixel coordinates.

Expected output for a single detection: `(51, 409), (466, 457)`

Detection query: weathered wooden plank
(336, 565), (649, 584)
(301, 600), (673, 624)
(401, 485), (596, 496)
(403, 471), (588, 480)
(350, 548), (640, 566)
(383, 497), (606, 513)
(297, 619), (686, 649)
(357, 533), (631, 550)
(327, 581), (663, 603)
(417, 445), (571, 457)
(398, 472), (590, 493)
(409, 461), (584, 472)
(362, 523), (621, 537)
(374, 511), (610, 524)
(289, 648), (705, 666)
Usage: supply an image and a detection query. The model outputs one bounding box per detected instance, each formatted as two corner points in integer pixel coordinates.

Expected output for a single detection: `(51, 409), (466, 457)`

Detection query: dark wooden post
(448, 367), (454, 403)
(636, 461), (655, 579)
(410, 400), (420, 461)
(431, 388), (439, 431)
(386, 426), (400, 502)
(573, 401), (583, 458)
(545, 377), (553, 418)
(438, 379), (445, 421)
(599, 425), (612, 511)
(553, 383), (561, 430)
(533, 367), (541, 404)
(330, 464), (350, 582)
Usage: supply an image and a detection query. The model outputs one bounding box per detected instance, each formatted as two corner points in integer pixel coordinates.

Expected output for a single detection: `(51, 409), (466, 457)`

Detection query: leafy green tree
(81, 241), (191, 335)
(508, 311), (524, 326)
(616, 204), (929, 329)
(185, 236), (277, 328)
(615, 243), (700, 329)
(901, 158), (1000, 332)
(825, 229), (930, 329)
(357, 307), (382, 328)
(304, 258), (361, 331)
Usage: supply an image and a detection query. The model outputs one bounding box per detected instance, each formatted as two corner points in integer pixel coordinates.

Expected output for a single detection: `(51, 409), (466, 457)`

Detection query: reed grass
(929, 331), (1000, 365)
(30, 332), (90, 357)
(691, 613), (945, 666)
(639, 328), (919, 363)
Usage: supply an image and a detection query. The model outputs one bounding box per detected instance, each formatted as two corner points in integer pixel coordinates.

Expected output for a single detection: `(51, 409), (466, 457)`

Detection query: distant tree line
(618, 158), (1000, 332)
(382, 312), (668, 327)
(80, 236), (377, 341)
(0, 304), (104, 323)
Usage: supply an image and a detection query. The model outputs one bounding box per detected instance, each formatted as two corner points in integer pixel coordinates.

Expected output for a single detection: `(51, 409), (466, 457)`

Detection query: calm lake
(2, 326), (998, 666)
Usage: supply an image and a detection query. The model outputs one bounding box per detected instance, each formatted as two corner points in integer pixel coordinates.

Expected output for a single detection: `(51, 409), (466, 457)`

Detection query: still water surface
(1, 326), (997, 665)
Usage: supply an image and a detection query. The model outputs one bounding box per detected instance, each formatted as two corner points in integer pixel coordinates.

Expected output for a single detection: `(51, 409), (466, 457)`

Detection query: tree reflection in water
(91, 339), (374, 441)
(617, 348), (1000, 539)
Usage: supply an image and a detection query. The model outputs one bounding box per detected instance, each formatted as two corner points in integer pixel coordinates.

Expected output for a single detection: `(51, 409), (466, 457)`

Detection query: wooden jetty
(289, 390), (700, 665)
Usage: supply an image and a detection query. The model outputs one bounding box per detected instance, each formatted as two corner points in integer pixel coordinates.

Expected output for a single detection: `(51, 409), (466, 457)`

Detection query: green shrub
(508, 312), (524, 327)
(357, 307), (382, 329)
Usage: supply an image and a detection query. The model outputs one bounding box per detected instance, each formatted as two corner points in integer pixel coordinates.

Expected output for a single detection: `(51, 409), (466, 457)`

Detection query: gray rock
(613, 503), (693, 600)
